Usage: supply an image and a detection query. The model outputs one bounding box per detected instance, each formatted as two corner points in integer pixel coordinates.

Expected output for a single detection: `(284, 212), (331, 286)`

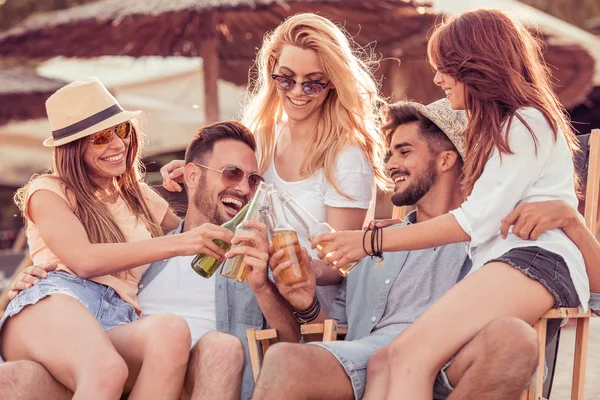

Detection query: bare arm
(269, 247), (331, 342)
(31, 190), (233, 278)
(314, 213), (470, 267)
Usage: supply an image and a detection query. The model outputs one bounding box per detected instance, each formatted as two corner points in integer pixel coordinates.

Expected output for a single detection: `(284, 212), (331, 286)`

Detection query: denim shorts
(0, 271), (138, 363)
(311, 333), (454, 399)
(486, 246), (580, 309)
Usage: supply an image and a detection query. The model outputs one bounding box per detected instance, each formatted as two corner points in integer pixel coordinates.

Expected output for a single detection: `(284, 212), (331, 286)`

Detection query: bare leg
(106, 313), (191, 400)
(363, 348), (392, 400)
(382, 262), (554, 400)
(445, 317), (538, 400)
(182, 331), (244, 400)
(0, 361), (71, 400)
(252, 342), (354, 400)
(0, 294), (128, 399)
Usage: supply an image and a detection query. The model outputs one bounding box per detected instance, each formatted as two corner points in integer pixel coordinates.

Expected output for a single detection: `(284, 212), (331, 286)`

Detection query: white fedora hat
(43, 77), (141, 147)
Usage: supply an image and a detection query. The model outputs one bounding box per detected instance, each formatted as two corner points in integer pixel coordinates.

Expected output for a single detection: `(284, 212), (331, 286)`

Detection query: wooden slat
(255, 328), (277, 341)
(301, 323), (325, 335)
(245, 328), (262, 382)
(322, 319), (338, 342)
(584, 129), (600, 234)
(261, 338), (272, 357)
(542, 308), (593, 319)
(529, 318), (547, 400)
(337, 324), (348, 335)
(571, 317), (590, 400)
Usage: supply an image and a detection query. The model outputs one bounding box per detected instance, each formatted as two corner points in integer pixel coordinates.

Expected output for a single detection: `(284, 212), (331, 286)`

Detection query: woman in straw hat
(313, 9), (587, 399)
(1, 78), (230, 398)
(162, 13), (388, 288)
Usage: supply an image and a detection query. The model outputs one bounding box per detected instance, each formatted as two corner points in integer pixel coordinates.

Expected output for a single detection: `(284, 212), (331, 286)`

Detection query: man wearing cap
(252, 99), (540, 400)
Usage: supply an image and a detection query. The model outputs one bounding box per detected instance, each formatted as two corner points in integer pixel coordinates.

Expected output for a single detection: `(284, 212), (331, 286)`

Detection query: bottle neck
(223, 201), (252, 231)
(282, 197), (319, 234)
(243, 185), (269, 223)
(268, 191), (293, 230)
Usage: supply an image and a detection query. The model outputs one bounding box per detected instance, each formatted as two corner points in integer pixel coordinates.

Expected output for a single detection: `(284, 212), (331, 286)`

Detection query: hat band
(52, 104), (123, 141)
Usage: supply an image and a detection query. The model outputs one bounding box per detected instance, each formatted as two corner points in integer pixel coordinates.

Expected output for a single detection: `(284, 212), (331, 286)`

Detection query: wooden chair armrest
(541, 308), (594, 319)
(300, 319), (347, 341)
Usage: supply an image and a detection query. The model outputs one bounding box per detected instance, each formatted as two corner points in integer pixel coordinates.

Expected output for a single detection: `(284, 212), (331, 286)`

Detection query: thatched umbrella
(0, 67), (66, 125)
(0, 0), (437, 123)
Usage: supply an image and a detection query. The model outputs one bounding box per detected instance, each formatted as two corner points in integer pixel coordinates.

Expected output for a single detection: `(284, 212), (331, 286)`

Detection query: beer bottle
(263, 187), (309, 286)
(220, 182), (269, 282)
(281, 192), (358, 277)
(190, 201), (252, 278)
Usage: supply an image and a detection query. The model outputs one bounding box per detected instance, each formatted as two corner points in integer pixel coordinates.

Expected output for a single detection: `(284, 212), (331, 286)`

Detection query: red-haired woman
(313, 9), (588, 399)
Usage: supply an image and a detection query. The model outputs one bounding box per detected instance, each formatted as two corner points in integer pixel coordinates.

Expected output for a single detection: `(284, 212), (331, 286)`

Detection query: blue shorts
(0, 271), (138, 363)
(311, 333), (454, 399)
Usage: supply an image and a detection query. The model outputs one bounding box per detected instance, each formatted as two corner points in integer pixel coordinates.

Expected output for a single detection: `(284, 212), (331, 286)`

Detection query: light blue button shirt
(327, 212), (472, 341)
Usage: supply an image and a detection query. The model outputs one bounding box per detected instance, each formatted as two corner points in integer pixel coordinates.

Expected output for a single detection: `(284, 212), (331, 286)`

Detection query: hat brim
(43, 110), (142, 147)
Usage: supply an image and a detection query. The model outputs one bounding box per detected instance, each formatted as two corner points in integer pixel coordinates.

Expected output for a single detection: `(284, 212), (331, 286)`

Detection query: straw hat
(43, 77), (141, 147)
(410, 98), (467, 159)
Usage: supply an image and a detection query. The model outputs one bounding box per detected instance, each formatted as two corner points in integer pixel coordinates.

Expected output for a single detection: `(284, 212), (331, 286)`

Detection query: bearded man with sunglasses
(2, 121), (298, 400)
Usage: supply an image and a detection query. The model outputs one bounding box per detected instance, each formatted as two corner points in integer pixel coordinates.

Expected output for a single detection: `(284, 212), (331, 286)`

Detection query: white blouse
(450, 108), (589, 311)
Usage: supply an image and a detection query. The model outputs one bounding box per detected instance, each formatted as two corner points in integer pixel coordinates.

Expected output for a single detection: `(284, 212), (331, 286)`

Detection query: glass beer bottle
(280, 192), (358, 277)
(190, 201), (252, 278)
(262, 188), (309, 286)
(220, 182), (269, 282)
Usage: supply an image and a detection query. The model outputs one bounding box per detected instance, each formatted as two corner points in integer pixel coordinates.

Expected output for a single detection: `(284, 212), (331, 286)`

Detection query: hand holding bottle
(312, 230), (368, 268)
(179, 223), (234, 259)
(224, 220), (271, 292)
(269, 246), (316, 311)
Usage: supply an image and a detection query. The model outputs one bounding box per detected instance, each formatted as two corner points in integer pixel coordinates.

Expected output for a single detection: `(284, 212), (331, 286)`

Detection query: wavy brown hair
(15, 120), (163, 243)
(427, 9), (579, 194)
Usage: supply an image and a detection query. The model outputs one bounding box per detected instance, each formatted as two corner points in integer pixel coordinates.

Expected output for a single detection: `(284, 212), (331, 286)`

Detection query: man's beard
(391, 159), (437, 207)
(193, 174), (228, 226)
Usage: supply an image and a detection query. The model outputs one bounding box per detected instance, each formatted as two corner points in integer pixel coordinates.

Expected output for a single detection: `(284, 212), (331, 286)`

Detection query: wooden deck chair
(246, 319), (348, 382)
(522, 129), (600, 400)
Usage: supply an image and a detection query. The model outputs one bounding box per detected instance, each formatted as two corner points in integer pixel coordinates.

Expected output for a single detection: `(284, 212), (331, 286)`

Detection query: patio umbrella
(0, 67), (66, 125)
(0, 0), (437, 123)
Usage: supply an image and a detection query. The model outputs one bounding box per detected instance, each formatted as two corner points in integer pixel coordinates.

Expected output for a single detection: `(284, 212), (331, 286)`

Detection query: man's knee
(0, 361), (68, 400)
(192, 331), (244, 371)
(481, 317), (538, 368)
(260, 342), (307, 383)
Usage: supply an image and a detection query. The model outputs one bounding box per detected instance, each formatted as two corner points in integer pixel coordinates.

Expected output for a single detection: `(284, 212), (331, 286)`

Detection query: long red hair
(427, 9), (579, 194)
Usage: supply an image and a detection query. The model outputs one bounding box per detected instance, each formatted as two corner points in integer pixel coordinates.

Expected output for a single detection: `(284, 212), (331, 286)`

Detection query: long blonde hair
(15, 121), (163, 243)
(427, 9), (579, 195)
(243, 13), (388, 196)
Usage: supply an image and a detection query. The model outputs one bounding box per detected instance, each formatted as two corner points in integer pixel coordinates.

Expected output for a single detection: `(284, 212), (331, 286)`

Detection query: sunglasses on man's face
(271, 74), (330, 97)
(193, 164), (265, 194)
(90, 121), (133, 147)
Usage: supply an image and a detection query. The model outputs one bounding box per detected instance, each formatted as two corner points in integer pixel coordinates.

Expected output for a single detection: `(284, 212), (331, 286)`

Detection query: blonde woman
(163, 13), (388, 289)
(1, 78), (234, 399)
